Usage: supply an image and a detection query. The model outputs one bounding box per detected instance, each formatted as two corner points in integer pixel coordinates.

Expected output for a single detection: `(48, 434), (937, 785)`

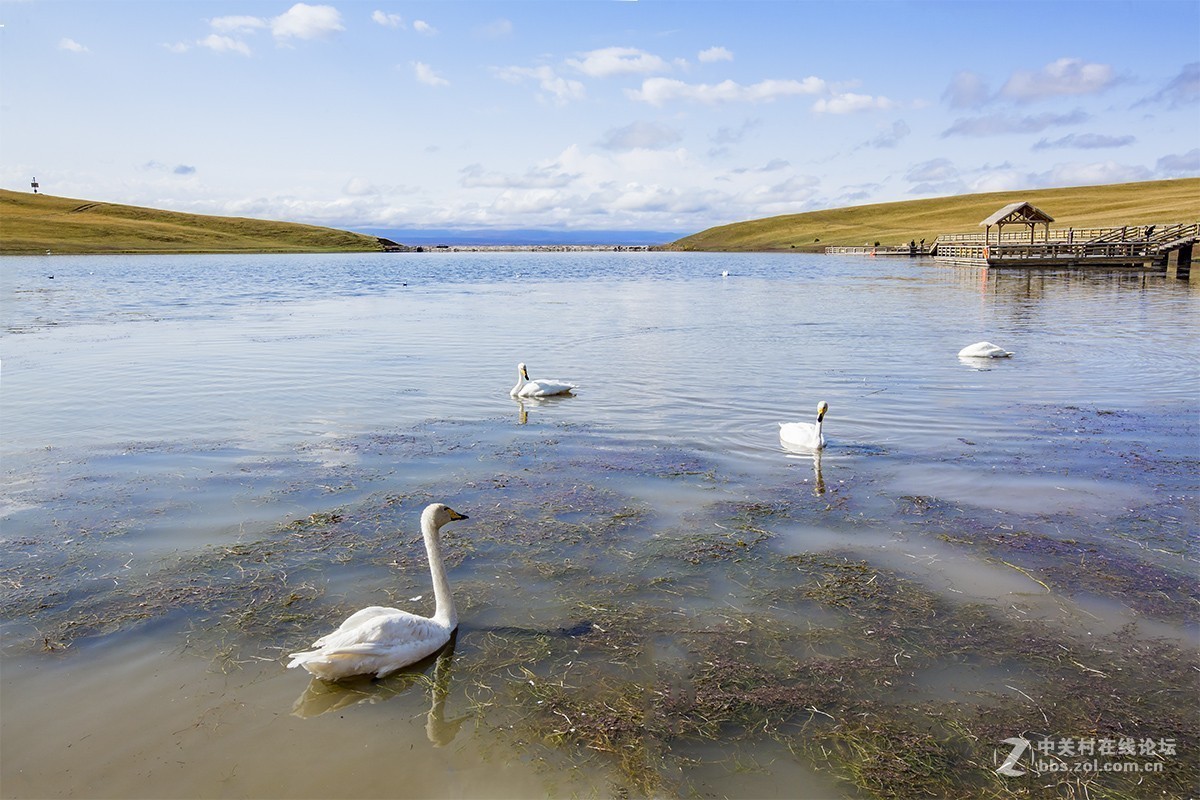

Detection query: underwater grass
(494, 547), (1198, 798)
(4, 420), (1197, 799)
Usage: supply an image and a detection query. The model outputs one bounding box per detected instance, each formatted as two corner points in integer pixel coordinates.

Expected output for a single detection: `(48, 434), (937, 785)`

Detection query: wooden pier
(829, 201), (1197, 279)
(824, 244), (930, 257)
(932, 222), (1197, 274)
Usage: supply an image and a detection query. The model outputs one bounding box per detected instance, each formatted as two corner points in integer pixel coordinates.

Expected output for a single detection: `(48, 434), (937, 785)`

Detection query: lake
(2, 252), (1197, 799)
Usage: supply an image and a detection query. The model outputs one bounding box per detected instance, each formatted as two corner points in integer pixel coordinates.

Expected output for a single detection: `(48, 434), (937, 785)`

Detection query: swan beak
(817, 403), (828, 422)
(448, 509), (469, 521)
(520, 366), (530, 379)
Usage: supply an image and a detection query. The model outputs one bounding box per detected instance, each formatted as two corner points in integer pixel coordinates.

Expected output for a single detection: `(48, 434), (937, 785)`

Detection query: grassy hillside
(0, 190), (387, 254)
(666, 178), (1200, 252)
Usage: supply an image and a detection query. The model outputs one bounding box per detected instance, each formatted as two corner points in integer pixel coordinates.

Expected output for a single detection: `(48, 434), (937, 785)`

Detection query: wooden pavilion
(980, 202), (1054, 247)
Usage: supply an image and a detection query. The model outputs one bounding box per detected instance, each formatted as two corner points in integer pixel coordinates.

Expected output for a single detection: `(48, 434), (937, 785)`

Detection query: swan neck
(510, 369), (525, 397)
(422, 517), (457, 629)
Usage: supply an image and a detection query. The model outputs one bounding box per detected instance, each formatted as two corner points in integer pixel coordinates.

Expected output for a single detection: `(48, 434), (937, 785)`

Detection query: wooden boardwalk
(823, 245), (929, 257)
(931, 222), (1197, 274)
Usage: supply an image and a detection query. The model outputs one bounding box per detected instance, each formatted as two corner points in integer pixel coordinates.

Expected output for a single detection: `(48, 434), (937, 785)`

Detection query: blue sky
(1, 1), (1197, 235)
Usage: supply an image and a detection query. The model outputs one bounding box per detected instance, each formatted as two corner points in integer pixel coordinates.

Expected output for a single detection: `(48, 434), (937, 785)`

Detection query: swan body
(780, 401), (829, 452)
(510, 362), (577, 397)
(958, 341), (1013, 358)
(288, 503), (468, 681)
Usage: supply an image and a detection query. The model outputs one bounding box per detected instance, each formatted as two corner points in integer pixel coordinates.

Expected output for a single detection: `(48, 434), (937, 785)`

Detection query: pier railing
(823, 245), (920, 256)
(935, 240), (1161, 263)
(932, 222), (1197, 267)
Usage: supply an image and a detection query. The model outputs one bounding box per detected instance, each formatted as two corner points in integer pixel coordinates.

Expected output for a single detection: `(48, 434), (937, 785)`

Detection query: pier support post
(1165, 243), (1193, 281)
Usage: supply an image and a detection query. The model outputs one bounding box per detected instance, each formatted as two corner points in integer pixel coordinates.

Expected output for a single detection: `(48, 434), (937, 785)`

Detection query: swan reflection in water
(958, 355), (1011, 371)
(512, 394), (572, 425)
(291, 635), (467, 747)
(782, 445), (826, 495)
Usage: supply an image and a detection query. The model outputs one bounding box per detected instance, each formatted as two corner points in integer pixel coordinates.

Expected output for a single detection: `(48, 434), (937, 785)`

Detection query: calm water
(1, 252), (1197, 798)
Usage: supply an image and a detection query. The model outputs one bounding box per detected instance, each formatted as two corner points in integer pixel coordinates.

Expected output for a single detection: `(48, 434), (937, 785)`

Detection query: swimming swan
(780, 401), (829, 452)
(288, 503), (468, 681)
(958, 341), (1013, 358)
(510, 362), (577, 397)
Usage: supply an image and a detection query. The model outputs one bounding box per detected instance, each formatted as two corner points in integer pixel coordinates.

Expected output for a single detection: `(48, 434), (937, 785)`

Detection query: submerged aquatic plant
(4, 419), (1197, 798)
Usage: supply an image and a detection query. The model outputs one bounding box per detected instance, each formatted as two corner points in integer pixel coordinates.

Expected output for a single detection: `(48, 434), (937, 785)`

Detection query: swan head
(423, 503), (469, 530)
(517, 362), (530, 380)
(816, 401), (829, 422)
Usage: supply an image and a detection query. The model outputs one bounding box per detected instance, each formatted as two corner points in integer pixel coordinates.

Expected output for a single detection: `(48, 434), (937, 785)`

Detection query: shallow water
(2, 252), (1197, 798)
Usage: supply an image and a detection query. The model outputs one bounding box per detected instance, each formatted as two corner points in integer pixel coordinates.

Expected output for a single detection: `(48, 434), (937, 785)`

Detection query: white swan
(288, 503), (468, 681)
(958, 341), (1013, 358)
(780, 401), (828, 452)
(510, 362), (577, 397)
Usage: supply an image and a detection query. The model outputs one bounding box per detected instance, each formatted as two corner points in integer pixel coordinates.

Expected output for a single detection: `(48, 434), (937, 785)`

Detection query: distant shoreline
(391, 244), (654, 253)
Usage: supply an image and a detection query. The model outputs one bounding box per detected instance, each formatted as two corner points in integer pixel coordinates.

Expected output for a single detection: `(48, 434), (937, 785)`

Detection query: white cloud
(1156, 148), (1200, 176)
(969, 169), (1027, 194)
(460, 162), (579, 189)
(731, 158), (791, 175)
(1140, 62), (1200, 108)
(413, 20), (437, 36)
(861, 120), (911, 149)
(628, 76), (826, 106)
(1036, 160), (1152, 186)
(942, 70), (990, 109)
(710, 118), (761, 146)
(493, 65), (586, 105)
(371, 11), (404, 29)
(698, 46), (733, 63)
(413, 61), (449, 87)
(476, 19), (513, 38)
(1032, 133), (1136, 150)
(344, 177), (381, 196)
(960, 161), (1156, 193)
(942, 109), (1090, 137)
(141, 161), (196, 177)
(198, 34), (252, 56)
(906, 158), (959, 183)
(487, 188), (576, 217)
(272, 3), (344, 41)
(210, 15), (268, 34)
(742, 174), (821, 207)
(1001, 58), (1117, 102)
(190, 6), (341, 56)
(812, 92), (896, 114)
(58, 38), (89, 53)
(908, 179), (969, 196)
(597, 121), (683, 152)
(567, 46), (670, 77)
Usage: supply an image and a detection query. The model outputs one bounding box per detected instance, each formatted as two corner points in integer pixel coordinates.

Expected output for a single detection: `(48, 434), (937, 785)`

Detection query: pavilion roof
(980, 202), (1055, 227)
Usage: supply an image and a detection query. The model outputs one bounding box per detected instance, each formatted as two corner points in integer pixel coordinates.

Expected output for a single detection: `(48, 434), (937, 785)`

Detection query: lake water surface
(2, 252), (1197, 798)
